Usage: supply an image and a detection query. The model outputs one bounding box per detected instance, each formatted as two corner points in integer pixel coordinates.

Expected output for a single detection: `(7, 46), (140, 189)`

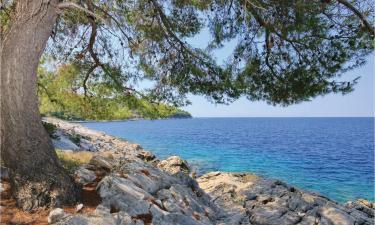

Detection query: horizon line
(190, 116), (375, 118)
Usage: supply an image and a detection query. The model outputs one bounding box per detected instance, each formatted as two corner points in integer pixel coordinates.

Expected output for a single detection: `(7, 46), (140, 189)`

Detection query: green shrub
(42, 121), (59, 139)
(68, 132), (82, 145)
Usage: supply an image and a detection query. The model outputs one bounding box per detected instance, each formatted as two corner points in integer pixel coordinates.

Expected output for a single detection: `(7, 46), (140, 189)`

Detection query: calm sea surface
(83, 117), (374, 203)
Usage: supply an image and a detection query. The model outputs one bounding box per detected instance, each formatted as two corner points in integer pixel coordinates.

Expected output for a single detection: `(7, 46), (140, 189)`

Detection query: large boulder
(156, 184), (214, 224)
(345, 199), (375, 223)
(52, 205), (142, 225)
(52, 134), (80, 151)
(137, 150), (156, 162)
(157, 156), (190, 175)
(74, 166), (96, 185)
(79, 138), (97, 151)
(48, 208), (66, 224)
(319, 204), (356, 225)
(89, 155), (113, 171)
(98, 175), (152, 217)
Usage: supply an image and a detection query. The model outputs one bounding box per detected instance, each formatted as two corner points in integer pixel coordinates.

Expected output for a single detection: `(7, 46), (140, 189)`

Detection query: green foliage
(68, 132), (82, 145)
(5, 0), (374, 107)
(0, 1), (14, 34)
(168, 110), (193, 118)
(206, 0), (374, 105)
(37, 61), (191, 120)
(43, 0), (373, 107)
(42, 121), (59, 139)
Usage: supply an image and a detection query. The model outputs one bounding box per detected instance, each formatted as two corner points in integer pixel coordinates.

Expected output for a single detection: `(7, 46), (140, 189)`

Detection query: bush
(50, 111), (85, 121)
(42, 121), (59, 139)
(68, 132), (82, 145)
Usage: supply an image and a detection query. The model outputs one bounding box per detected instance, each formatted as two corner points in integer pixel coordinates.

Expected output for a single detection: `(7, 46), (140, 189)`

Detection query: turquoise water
(83, 117), (374, 203)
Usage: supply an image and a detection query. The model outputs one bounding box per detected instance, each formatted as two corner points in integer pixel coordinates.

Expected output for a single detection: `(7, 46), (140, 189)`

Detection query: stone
(79, 139), (97, 151)
(0, 166), (9, 180)
(118, 159), (178, 194)
(53, 213), (136, 225)
(299, 215), (319, 225)
(89, 155), (113, 171)
(97, 175), (152, 217)
(129, 143), (143, 151)
(348, 209), (373, 224)
(76, 203), (84, 213)
(319, 206), (356, 225)
(249, 204), (289, 225)
(197, 171), (375, 225)
(152, 213), (204, 225)
(357, 199), (374, 208)
(346, 199), (375, 218)
(44, 118), (375, 225)
(157, 156), (190, 174)
(137, 150), (156, 161)
(48, 208), (66, 224)
(74, 167), (96, 185)
(52, 131), (80, 151)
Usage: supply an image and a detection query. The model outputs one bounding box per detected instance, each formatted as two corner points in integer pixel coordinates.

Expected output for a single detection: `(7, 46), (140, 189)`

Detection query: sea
(82, 117), (374, 203)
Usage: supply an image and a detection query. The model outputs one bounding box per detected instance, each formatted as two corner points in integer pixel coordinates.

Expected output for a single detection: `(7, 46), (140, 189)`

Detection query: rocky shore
(3, 118), (375, 225)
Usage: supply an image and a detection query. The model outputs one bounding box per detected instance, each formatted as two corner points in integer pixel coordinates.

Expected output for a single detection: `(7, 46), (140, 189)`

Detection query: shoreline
(45, 116), (372, 200)
(2, 117), (372, 225)
(76, 117), (374, 204)
(64, 117), (193, 123)
(55, 117), (372, 203)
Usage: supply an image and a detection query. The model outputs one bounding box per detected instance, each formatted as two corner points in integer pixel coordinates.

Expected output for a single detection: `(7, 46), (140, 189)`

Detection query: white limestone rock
(89, 155), (113, 171)
(74, 167), (96, 185)
(157, 156), (190, 175)
(48, 208), (66, 224)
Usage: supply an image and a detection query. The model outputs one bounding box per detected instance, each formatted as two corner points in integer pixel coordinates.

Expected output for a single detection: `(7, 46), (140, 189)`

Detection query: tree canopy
(1, 0), (374, 106)
(37, 60), (191, 120)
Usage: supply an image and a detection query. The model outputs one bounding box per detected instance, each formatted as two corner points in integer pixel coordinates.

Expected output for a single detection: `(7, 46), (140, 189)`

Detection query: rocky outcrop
(40, 118), (374, 225)
(51, 130), (80, 151)
(345, 199), (375, 220)
(198, 172), (375, 225)
(53, 150), (216, 225)
(44, 117), (146, 155)
(74, 166), (97, 185)
(137, 150), (156, 162)
(157, 156), (190, 175)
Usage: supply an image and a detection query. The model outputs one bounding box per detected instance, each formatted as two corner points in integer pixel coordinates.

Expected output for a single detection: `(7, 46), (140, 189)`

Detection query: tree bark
(0, 0), (80, 211)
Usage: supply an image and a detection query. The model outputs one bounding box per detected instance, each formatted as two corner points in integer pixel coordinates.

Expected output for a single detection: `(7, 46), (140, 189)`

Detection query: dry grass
(56, 149), (113, 173)
(56, 149), (94, 173)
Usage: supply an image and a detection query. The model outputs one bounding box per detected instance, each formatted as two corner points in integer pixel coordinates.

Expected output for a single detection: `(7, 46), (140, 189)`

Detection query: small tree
(0, 0), (373, 211)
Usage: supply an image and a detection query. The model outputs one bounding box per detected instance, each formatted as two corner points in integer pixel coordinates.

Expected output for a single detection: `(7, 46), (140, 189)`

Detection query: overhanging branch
(336, 0), (375, 37)
(57, 2), (104, 21)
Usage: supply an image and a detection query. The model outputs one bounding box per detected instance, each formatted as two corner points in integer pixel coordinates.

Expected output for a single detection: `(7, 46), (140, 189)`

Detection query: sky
(180, 30), (375, 118)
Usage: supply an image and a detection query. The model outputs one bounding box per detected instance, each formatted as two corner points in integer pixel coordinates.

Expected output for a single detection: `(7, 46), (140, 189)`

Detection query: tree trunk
(0, 0), (80, 211)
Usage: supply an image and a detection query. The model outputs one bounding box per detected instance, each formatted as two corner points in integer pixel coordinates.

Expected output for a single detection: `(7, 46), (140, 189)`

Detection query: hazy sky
(181, 30), (374, 117)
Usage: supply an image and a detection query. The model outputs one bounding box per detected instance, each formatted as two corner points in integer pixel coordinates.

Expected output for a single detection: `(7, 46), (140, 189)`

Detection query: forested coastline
(38, 60), (191, 121)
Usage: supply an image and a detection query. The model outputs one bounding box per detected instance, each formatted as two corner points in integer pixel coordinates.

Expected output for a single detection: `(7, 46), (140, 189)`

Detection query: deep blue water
(83, 117), (374, 203)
